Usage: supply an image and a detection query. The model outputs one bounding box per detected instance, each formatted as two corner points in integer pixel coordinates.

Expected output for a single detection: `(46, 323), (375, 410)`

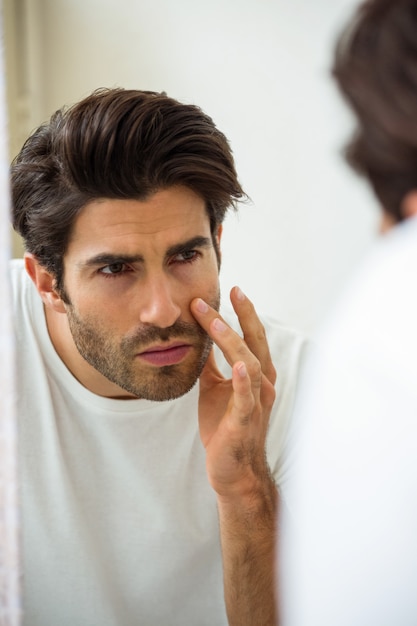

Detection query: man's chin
(145, 382), (199, 402)
(125, 376), (199, 402)
(111, 364), (202, 402)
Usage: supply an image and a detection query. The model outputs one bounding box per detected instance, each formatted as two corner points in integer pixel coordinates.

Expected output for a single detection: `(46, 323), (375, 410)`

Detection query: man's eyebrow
(78, 237), (213, 269)
(165, 236), (213, 258)
(79, 253), (144, 269)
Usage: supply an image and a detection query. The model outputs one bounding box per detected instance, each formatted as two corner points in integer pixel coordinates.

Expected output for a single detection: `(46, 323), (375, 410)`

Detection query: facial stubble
(64, 292), (220, 401)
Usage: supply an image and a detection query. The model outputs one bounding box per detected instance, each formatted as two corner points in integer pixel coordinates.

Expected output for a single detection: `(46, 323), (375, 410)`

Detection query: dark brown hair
(11, 88), (245, 287)
(333, 0), (417, 220)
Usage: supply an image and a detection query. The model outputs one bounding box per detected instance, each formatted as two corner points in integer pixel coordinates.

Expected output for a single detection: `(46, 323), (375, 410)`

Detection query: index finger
(190, 296), (273, 388)
(190, 297), (258, 373)
(230, 286), (277, 385)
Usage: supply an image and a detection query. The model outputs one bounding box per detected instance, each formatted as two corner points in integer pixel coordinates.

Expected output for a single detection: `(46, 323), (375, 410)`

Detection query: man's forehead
(66, 190), (213, 253)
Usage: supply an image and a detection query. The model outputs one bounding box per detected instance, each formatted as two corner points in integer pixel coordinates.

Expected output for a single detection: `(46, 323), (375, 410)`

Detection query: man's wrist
(216, 473), (278, 519)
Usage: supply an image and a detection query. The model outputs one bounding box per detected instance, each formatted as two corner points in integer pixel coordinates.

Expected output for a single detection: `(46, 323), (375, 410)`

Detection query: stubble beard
(65, 292), (220, 401)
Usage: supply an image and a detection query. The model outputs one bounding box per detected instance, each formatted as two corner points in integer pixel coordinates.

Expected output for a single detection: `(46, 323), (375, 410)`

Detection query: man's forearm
(190, 292), (279, 623)
(217, 476), (278, 626)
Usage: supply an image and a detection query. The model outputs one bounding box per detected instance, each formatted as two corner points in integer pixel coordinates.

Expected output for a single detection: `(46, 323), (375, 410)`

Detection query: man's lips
(137, 342), (192, 366)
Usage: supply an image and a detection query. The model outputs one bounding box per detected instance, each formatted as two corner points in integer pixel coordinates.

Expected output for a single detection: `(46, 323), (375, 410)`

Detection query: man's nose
(138, 275), (182, 328)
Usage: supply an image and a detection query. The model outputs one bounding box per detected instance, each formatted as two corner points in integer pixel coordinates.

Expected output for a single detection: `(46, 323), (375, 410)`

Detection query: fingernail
(213, 318), (227, 332)
(196, 298), (209, 313)
(237, 362), (247, 378)
(236, 287), (246, 302)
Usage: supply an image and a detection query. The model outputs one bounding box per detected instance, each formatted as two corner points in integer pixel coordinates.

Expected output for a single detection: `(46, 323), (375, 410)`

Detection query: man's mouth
(137, 342), (192, 367)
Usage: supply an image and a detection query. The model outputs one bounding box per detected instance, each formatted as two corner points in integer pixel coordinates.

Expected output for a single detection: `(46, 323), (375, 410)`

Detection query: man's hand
(190, 286), (278, 626)
(191, 286), (276, 498)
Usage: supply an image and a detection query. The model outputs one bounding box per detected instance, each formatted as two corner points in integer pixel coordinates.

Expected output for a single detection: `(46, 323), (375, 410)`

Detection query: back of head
(333, 0), (417, 221)
(11, 88), (245, 280)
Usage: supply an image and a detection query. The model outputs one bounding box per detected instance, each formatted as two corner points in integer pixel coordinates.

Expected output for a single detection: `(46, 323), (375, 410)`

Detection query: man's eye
(174, 250), (199, 263)
(99, 262), (126, 275)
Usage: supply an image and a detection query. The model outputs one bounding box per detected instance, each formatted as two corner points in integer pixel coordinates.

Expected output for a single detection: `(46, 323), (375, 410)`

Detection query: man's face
(60, 185), (221, 401)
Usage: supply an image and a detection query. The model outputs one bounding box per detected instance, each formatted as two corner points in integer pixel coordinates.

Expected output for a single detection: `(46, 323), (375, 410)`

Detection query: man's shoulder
(9, 257), (26, 294)
(10, 256), (25, 281)
(9, 258), (43, 332)
(10, 256), (24, 270)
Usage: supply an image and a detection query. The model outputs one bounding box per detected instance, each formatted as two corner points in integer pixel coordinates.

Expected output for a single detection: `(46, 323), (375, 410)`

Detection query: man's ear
(401, 190), (417, 220)
(24, 253), (67, 314)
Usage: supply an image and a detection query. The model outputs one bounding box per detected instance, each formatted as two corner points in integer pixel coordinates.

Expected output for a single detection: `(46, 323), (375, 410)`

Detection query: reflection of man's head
(333, 0), (417, 224)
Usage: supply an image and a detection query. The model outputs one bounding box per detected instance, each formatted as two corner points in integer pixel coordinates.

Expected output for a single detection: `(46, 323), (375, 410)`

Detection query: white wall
(10, 0), (379, 334)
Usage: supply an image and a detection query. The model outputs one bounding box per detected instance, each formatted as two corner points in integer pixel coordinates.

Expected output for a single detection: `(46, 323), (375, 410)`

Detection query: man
(280, 1), (417, 624)
(11, 88), (306, 625)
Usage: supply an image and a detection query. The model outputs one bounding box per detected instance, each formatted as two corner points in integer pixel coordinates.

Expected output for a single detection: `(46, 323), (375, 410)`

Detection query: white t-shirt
(281, 216), (417, 626)
(11, 259), (307, 626)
